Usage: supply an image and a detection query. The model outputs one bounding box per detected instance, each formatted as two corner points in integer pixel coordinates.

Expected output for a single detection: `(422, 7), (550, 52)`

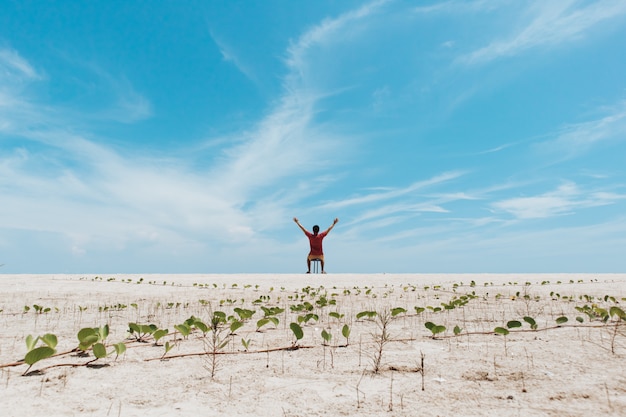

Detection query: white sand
(1, 273), (625, 416)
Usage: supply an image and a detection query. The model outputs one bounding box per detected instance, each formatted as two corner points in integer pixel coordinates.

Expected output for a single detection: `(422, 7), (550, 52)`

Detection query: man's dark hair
(312, 225), (320, 234)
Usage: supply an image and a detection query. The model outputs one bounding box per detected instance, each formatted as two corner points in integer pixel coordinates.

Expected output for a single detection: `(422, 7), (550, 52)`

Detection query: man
(293, 217), (339, 273)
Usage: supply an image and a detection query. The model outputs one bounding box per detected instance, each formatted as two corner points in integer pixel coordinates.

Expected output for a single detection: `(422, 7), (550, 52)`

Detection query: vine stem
(145, 344), (316, 361)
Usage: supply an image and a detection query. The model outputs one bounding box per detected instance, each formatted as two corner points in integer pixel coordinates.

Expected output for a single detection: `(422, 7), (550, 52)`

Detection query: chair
(311, 258), (322, 274)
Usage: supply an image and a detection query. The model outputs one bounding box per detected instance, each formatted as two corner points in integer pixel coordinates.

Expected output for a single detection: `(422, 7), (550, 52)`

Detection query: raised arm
(293, 217), (309, 234)
(324, 218), (339, 234)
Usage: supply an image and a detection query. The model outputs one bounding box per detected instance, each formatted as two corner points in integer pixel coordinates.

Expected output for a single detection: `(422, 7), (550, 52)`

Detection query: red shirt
(305, 231), (327, 256)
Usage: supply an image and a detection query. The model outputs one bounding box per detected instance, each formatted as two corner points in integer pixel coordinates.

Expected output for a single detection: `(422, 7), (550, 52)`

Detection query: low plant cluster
(2, 277), (625, 382)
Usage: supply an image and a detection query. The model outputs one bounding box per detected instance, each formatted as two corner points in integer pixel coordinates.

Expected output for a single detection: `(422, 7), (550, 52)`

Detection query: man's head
(312, 225), (320, 235)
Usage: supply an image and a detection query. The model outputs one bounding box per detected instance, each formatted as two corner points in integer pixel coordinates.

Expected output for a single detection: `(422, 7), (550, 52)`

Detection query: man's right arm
(293, 217), (309, 234)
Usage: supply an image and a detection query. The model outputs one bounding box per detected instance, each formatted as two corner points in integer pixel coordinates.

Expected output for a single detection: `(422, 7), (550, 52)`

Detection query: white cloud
(413, 0), (503, 15)
(320, 171), (465, 210)
(0, 48), (40, 80)
(1, 2), (385, 260)
(285, 0), (388, 86)
(211, 33), (258, 84)
(460, 0), (626, 65)
(492, 182), (618, 219)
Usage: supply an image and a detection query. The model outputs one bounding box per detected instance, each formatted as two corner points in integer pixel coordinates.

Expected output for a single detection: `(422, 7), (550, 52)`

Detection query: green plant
(77, 325), (109, 351)
(523, 316), (538, 330)
(424, 322), (446, 338)
(256, 316), (279, 332)
(112, 342), (127, 360)
(390, 307), (407, 317)
(321, 329), (332, 346)
(356, 310), (377, 320)
(494, 326), (510, 355)
(174, 322), (191, 338)
(128, 323), (157, 342)
(23, 334), (57, 375)
(329, 311), (344, 320)
(241, 338), (251, 352)
(234, 307), (256, 321)
(153, 329), (169, 345)
(290, 323), (304, 347)
(204, 310), (229, 378)
(609, 307), (626, 354)
(341, 324), (351, 346)
(230, 320), (244, 335)
(297, 313), (319, 324)
(371, 311), (391, 373)
(162, 341), (175, 359)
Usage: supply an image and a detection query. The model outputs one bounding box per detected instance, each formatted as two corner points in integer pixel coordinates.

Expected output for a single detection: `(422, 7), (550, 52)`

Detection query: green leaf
(610, 307), (626, 320)
(77, 327), (97, 343)
(329, 312), (343, 319)
(424, 322), (435, 331)
(230, 320), (244, 334)
(174, 324), (190, 337)
(494, 327), (509, 336)
(113, 342), (126, 357)
(25, 335), (38, 352)
(194, 321), (209, 334)
(453, 325), (462, 335)
(256, 318), (270, 330)
(24, 346), (55, 366)
(433, 325), (446, 335)
(128, 323), (140, 334)
(290, 323), (304, 340)
(92, 343), (108, 359)
(304, 313), (319, 323)
(556, 316), (568, 325)
(391, 307), (407, 317)
(341, 324), (351, 339)
(78, 335), (99, 351)
(268, 317), (279, 326)
(523, 316), (536, 327)
(153, 329), (168, 342)
(41, 333), (58, 349)
(164, 341), (174, 354)
(234, 308), (255, 320)
(241, 338), (250, 350)
(414, 307), (425, 314)
(507, 320), (522, 329)
(576, 316), (584, 323)
(99, 324), (109, 341)
(321, 329), (332, 342)
(356, 311), (376, 320)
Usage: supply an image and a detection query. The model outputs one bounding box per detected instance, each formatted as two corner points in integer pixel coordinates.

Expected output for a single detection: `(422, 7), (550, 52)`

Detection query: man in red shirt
(293, 217), (339, 273)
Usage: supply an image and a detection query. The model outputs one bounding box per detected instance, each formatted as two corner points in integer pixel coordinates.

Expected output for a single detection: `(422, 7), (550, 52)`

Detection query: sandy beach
(1, 273), (625, 416)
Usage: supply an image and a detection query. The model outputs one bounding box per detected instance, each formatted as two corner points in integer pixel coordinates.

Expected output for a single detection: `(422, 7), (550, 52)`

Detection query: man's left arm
(324, 218), (339, 234)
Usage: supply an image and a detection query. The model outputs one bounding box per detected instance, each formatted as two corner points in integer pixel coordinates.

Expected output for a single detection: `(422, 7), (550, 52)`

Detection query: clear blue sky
(1, 1), (625, 273)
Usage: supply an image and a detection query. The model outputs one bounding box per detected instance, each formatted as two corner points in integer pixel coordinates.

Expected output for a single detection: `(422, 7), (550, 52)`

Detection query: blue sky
(1, 0), (626, 274)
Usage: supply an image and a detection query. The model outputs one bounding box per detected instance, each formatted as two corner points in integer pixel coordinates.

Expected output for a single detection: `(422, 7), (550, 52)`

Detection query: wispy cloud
(211, 32), (258, 85)
(1, 2), (390, 261)
(539, 100), (626, 158)
(0, 48), (40, 80)
(491, 182), (620, 219)
(459, 1), (626, 65)
(413, 0), (503, 15)
(285, 0), (388, 85)
(320, 171), (466, 210)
